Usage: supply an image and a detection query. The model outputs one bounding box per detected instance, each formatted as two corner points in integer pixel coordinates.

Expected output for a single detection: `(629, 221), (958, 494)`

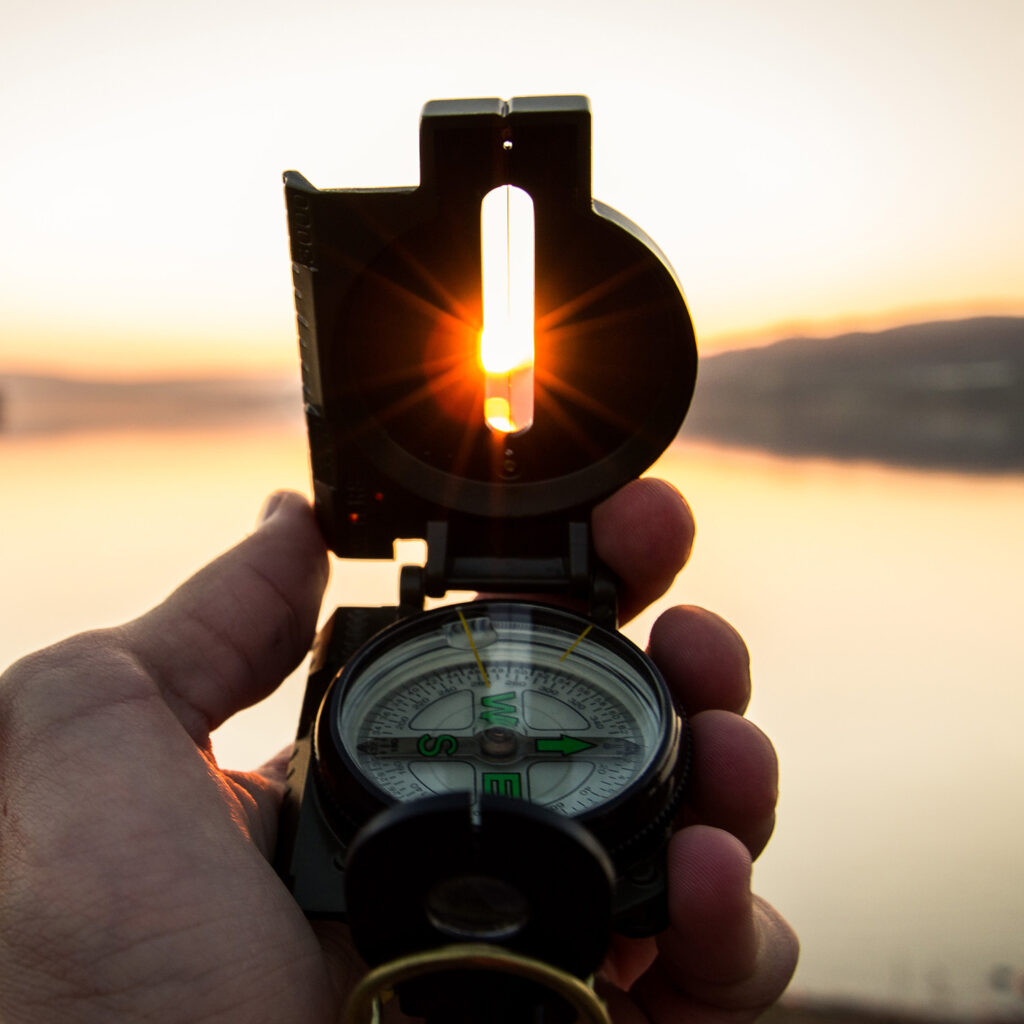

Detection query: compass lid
(285, 96), (697, 586)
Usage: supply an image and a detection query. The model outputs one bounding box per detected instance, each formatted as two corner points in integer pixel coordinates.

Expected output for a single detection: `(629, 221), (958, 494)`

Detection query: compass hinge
(399, 519), (618, 629)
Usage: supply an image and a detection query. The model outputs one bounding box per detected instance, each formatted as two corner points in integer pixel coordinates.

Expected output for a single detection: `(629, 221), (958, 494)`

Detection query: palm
(0, 657), (331, 1022)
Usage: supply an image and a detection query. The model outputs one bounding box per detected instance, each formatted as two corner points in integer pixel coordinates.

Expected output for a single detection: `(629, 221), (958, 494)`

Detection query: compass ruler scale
(274, 95), (699, 1023)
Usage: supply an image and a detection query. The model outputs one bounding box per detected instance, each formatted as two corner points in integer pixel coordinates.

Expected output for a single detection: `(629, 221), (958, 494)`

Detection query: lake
(2, 419), (1023, 1018)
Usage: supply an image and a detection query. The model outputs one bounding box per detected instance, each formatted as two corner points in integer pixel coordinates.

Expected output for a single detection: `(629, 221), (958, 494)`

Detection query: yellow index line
(458, 609), (491, 688)
(560, 624), (594, 662)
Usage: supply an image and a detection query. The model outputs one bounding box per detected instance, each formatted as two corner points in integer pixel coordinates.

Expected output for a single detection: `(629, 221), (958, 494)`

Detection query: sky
(1, 0), (1021, 377)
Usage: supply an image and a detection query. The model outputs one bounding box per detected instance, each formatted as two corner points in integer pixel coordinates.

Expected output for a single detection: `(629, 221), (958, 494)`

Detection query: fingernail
(257, 492), (286, 526)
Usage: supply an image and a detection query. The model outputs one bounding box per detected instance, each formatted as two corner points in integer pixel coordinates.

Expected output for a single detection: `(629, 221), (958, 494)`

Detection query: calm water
(2, 422), (1023, 1017)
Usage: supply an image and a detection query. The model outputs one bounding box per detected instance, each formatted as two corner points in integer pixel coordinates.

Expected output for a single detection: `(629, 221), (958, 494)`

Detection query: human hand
(0, 484), (796, 1023)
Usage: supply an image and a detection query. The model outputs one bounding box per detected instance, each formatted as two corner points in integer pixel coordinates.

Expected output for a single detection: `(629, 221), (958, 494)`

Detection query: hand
(0, 484), (796, 1023)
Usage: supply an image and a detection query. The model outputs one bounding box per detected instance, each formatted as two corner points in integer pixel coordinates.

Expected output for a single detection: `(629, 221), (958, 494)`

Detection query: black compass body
(273, 96), (698, 1019)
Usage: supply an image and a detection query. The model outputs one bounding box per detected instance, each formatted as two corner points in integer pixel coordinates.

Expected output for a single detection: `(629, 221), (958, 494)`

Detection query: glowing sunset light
(0, 1), (1020, 377)
(2, 5), (1023, 1016)
(480, 184), (535, 434)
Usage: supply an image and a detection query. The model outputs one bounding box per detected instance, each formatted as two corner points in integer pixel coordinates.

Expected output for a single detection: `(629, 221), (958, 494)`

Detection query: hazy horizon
(1, 311), (1018, 383)
(4, 314), (1020, 474)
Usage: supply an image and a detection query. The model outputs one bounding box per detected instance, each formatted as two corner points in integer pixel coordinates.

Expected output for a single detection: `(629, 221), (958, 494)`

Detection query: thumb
(121, 490), (329, 742)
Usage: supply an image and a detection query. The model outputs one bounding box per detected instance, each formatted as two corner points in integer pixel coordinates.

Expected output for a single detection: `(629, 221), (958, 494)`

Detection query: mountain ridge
(685, 316), (1023, 471)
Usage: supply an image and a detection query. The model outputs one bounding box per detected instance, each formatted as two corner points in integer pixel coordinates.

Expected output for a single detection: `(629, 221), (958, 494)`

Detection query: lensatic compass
(275, 96), (698, 1023)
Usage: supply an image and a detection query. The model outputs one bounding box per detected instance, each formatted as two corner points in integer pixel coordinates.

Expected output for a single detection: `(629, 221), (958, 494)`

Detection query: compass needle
(535, 735), (596, 756)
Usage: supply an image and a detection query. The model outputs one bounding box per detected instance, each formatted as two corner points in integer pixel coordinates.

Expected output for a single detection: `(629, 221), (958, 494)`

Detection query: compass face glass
(329, 601), (670, 818)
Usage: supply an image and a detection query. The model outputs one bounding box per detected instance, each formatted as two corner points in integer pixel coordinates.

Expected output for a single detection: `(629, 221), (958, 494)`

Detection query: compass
(273, 95), (699, 1022)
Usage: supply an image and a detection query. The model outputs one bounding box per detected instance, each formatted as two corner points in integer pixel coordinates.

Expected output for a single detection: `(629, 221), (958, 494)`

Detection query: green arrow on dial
(535, 735), (596, 756)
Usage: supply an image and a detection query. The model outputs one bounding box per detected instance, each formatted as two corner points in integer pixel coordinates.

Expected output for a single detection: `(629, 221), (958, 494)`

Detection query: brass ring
(343, 942), (611, 1024)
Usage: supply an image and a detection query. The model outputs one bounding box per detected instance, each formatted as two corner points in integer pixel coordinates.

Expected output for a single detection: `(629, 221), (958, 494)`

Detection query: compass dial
(314, 601), (686, 853)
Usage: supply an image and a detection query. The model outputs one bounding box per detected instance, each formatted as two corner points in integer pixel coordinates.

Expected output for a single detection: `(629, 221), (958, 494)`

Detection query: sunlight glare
(480, 184), (535, 434)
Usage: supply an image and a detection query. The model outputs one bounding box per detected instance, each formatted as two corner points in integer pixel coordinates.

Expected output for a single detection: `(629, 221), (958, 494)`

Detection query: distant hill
(0, 374), (302, 435)
(685, 317), (1024, 471)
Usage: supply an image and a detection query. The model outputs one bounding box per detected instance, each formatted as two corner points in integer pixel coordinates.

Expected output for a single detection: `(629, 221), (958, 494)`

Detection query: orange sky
(1, 0), (1021, 378)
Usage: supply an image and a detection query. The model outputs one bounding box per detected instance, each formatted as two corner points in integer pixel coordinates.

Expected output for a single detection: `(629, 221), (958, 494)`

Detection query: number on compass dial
(326, 601), (679, 825)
